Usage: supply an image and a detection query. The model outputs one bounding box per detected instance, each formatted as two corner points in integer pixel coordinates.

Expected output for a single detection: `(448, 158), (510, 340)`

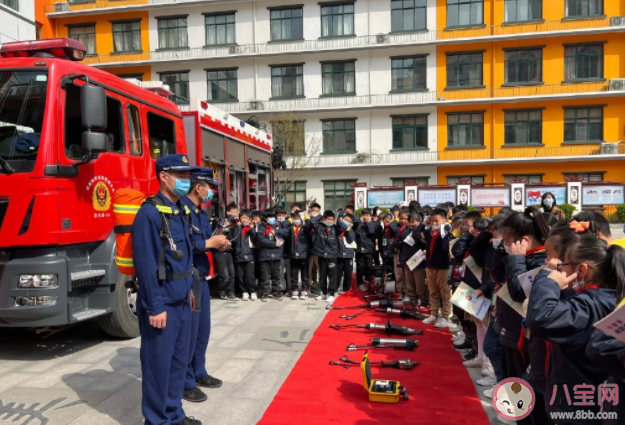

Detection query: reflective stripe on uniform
(115, 257), (134, 267)
(155, 205), (172, 214)
(113, 204), (141, 214)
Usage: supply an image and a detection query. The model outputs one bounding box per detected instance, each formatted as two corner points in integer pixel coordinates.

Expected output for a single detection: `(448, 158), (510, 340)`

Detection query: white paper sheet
(451, 282), (491, 321)
(406, 250), (426, 271)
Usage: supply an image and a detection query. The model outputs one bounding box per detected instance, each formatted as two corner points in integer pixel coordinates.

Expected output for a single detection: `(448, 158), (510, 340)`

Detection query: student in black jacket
(257, 209), (290, 302)
(527, 237), (624, 424)
(287, 212), (311, 300)
(379, 213), (396, 273)
(213, 217), (237, 301)
(336, 213), (356, 293)
(232, 210), (257, 301)
(394, 211), (427, 305)
(310, 210), (346, 304)
(355, 208), (381, 292)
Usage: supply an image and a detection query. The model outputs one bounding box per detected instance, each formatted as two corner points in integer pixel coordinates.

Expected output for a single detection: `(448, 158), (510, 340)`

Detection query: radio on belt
(360, 352), (409, 403)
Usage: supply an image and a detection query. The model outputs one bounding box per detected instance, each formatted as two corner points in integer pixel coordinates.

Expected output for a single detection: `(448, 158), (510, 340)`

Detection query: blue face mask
(202, 188), (214, 203)
(267, 218), (276, 225)
(171, 178), (190, 197)
(293, 219), (302, 226)
(342, 221), (351, 228)
(324, 221), (333, 227)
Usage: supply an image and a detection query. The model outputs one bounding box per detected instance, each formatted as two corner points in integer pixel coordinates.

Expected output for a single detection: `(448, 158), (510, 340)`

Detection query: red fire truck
(0, 38), (273, 338)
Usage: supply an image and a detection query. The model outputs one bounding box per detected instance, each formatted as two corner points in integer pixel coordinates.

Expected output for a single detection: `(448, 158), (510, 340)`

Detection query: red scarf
(429, 232), (440, 259)
(264, 224), (274, 236)
(526, 246), (545, 256)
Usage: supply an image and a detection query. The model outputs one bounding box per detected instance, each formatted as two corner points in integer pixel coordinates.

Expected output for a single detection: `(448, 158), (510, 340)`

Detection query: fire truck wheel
(97, 274), (140, 338)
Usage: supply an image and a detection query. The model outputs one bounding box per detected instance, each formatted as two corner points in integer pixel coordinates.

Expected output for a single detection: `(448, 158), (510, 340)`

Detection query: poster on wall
(459, 188), (469, 206)
(356, 190), (366, 209)
(418, 189), (456, 207)
(582, 185), (625, 206)
(526, 187), (566, 206)
(367, 190), (404, 208)
(471, 188), (511, 207)
(513, 187), (523, 206)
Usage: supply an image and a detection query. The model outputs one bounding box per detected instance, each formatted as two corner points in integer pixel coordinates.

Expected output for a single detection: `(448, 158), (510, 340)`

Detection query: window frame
(504, 109), (543, 145)
(112, 20), (142, 54)
(392, 115), (429, 150)
(391, 0), (427, 33)
(159, 71), (190, 106)
(447, 112), (485, 147)
(504, 174), (543, 184)
(564, 43), (604, 82)
(504, 0), (543, 23)
(323, 180), (357, 212)
(67, 24), (97, 56)
(322, 119), (357, 154)
(447, 175), (485, 185)
(206, 68), (239, 103)
(446, 52), (484, 88)
(270, 64), (305, 99)
(446, 0), (484, 28)
(504, 48), (543, 85)
(157, 16), (189, 50)
(391, 177), (430, 187)
(391, 55), (428, 93)
(127, 103), (143, 157)
(565, 0), (603, 18)
(562, 172), (604, 182)
(276, 181), (307, 207)
(321, 60), (356, 96)
(0, 0), (18, 11)
(269, 7), (304, 41)
(204, 12), (236, 46)
(271, 120), (306, 156)
(563, 106), (604, 143)
(320, 3), (355, 38)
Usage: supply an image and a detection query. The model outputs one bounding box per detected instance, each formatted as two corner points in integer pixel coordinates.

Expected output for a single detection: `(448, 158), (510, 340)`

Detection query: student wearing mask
(287, 212), (311, 300)
(257, 209), (290, 301)
(394, 212), (428, 306)
(307, 203), (322, 289)
(336, 214), (356, 293)
(310, 210), (347, 304)
(231, 210), (257, 301)
(540, 192), (557, 213)
(355, 209), (381, 292)
(275, 207), (291, 294)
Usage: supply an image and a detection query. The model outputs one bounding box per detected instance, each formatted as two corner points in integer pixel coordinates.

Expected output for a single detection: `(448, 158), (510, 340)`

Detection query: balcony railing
(208, 81), (615, 113)
(296, 144), (625, 168)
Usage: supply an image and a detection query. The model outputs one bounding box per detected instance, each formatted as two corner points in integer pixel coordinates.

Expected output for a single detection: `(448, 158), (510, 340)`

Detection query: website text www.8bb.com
(550, 411), (618, 421)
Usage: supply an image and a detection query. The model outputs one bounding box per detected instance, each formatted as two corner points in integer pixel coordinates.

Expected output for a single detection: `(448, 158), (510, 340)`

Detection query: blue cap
(191, 167), (219, 187)
(155, 154), (196, 174)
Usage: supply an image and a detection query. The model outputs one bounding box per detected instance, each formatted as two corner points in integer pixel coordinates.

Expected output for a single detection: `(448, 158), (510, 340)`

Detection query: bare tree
(267, 113), (321, 207)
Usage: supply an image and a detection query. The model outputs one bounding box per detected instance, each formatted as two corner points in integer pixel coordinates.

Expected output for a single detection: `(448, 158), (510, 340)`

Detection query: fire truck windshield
(0, 70), (47, 173)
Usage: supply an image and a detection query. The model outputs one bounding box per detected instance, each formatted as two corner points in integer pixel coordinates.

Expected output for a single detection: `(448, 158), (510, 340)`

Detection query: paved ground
(0, 297), (328, 425)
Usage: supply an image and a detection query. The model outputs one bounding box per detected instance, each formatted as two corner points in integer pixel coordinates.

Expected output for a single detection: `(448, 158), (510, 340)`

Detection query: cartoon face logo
(92, 181), (111, 212)
(492, 378), (535, 421)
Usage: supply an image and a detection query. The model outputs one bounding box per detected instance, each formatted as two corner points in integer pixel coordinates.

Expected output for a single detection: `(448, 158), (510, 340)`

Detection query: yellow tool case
(360, 352), (409, 403)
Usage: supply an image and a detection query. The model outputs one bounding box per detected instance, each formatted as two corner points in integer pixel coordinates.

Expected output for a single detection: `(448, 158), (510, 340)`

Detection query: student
(573, 210), (625, 248)
(310, 210), (345, 304)
(423, 208), (452, 328)
(379, 213), (396, 274)
(355, 208), (381, 291)
(307, 202), (322, 290)
(395, 212), (428, 305)
(500, 207), (550, 424)
(275, 207), (291, 293)
(257, 209), (290, 302)
(540, 192), (556, 213)
(251, 211), (262, 289)
(232, 210), (257, 301)
(290, 203), (302, 214)
(336, 213), (356, 293)
(527, 237), (623, 422)
(226, 203), (239, 220)
(213, 217), (237, 301)
(287, 212), (311, 300)
(391, 206), (400, 221)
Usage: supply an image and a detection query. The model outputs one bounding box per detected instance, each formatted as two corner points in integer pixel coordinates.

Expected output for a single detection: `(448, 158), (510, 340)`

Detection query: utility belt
(164, 269), (194, 280)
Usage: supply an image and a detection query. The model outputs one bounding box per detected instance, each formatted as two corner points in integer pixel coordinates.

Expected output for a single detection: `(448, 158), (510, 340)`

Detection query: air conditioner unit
(248, 100), (265, 111)
(600, 142), (619, 155)
(609, 79), (625, 91)
(376, 34), (390, 44)
(610, 16), (625, 27)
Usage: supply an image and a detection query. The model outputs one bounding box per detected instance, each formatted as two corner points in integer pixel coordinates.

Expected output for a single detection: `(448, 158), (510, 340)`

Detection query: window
(391, 56), (427, 92)
(127, 104), (142, 156)
(504, 0), (542, 22)
(565, 0), (603, 17)
(116, 73), (144, 81)
(564, 44), (603, 80)
(271, 65), (304, 98)
(112, 20), (141, 53)
(324, 181), (356, 212)
(504, 174), (543, 184)
(504, 110), (542, 145)
(392, 116), (428, 150)
(447, 175), (485, 185)
(321, 3), (355, 37)
(392, 177), (430, 186)
(447, 52), (483, 88)
(206, 68), (238, 102)
(505, 49), (542, 84)
(157, 17), (188, 50)
(270, 7), (303, 41)
(0, 0), (18, 11)
(391, 0), (427, 32)
(564, 107), (603, 142)
(447, 113), (484, 146)
(147, 112), (176, 160)
(272, 120), (306, 155)
(277, 181), (307, 207)
(68, 24), (96, 55)
(447, 0), (483, 28)
(322, 61), (355, 95)
(205, 13), (236, 46)
(563, 172), (604, 182)
(64, 85), (125, 159)
(159, 71), (189, 105)
(322, 119), (356, 153)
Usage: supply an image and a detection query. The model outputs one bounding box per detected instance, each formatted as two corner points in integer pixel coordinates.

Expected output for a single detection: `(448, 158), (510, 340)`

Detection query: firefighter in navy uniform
(180, 167), (228, 403)
(132, 154), (200, 425)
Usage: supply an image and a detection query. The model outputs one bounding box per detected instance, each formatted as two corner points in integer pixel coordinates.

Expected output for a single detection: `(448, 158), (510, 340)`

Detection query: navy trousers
(184, 281), (212, 391)
(138, 301), (191, 425)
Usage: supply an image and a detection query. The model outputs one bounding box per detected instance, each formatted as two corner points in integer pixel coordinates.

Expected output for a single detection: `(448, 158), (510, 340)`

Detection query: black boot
(182, 387), (207, 403)
(196, 375), (223, 388)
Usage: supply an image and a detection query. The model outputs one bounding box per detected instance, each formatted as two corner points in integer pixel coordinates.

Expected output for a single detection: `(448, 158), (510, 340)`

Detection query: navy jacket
(527, 271), (616, 420)
(394, 224), (426, 268)
(132, 192), (193, 316)
(380, 222), (398, 260)
(355, 221), (380, 255)
(424, 229), (451, 269)
(309, 216), (346, 259)
(451, 232), (482, 289)
(231, 225), (257, 263)
(337, 226), (356, 259)
(180, 196), (212, 277)
(286, 223), (310, 260)
(257, 222), (290, 262)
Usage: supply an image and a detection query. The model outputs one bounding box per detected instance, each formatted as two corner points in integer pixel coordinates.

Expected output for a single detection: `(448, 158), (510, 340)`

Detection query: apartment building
(37, 0), (625, 210)
(0, 0), (36, 46)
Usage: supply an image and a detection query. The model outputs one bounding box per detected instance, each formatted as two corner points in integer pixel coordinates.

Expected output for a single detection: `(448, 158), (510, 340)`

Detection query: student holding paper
(336, 214), (356, 293)
(394, 212), (428, 306)
(355, 209), (381, 292)
(527, 237), (624, 423)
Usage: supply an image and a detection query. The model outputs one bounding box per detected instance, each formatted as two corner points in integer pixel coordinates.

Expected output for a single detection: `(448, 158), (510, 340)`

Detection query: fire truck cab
(0, 39), (188, 337)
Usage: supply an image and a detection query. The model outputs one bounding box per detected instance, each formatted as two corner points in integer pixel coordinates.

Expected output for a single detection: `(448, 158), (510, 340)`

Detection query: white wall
(0, 0), (36, 46)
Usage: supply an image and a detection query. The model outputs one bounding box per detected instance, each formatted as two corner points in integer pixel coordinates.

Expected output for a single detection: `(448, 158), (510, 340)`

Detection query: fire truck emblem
(182, 155), (189, 163)
(92, 181), (111, 212)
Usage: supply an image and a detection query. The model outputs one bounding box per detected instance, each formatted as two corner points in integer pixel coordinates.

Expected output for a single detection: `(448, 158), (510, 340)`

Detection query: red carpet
(258, 291), (491, 425)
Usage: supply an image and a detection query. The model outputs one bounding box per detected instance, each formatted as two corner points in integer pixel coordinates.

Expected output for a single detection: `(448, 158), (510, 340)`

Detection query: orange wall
(108, 66), (152, 79)
(35, 0), (56, 40)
